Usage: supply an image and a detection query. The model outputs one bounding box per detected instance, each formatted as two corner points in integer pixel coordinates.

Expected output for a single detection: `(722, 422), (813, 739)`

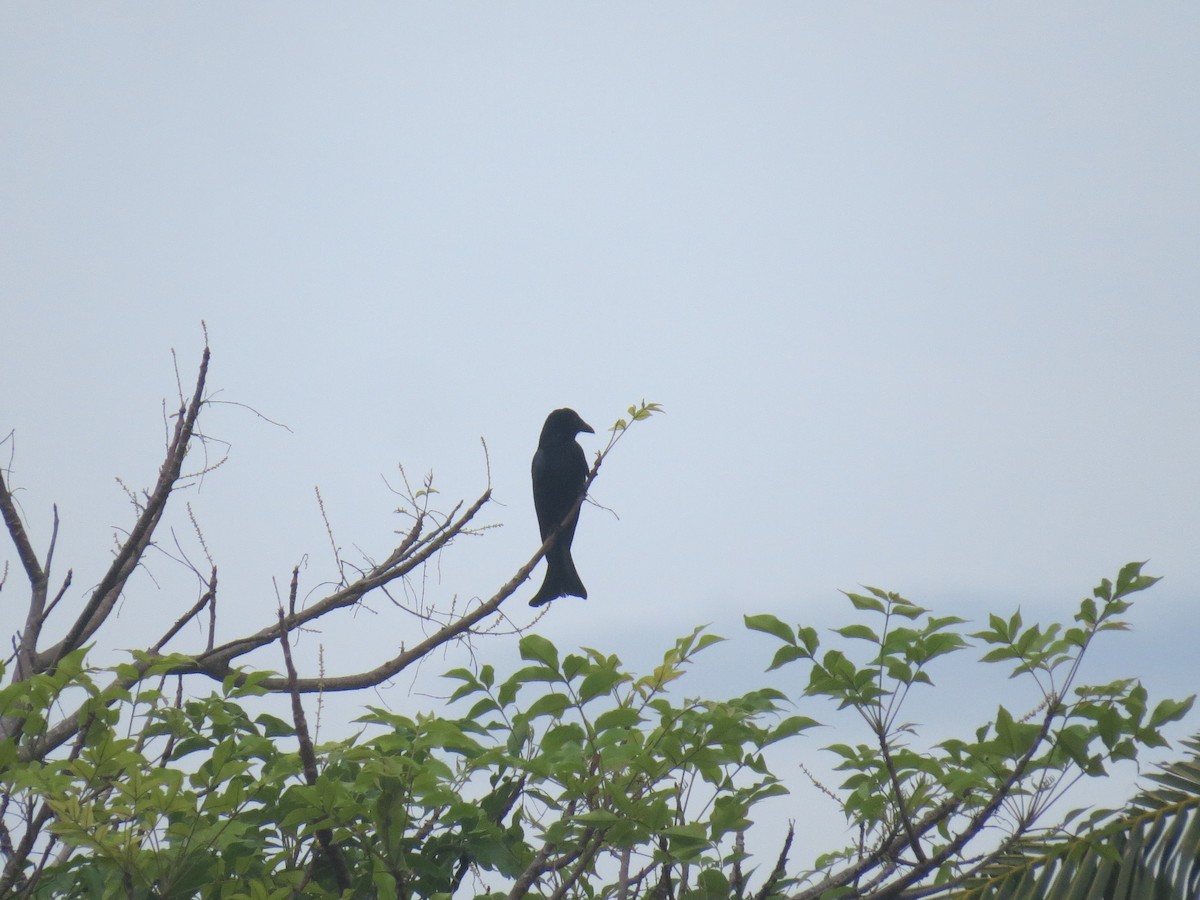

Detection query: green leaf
(506, 717), (530, 755)
(1114, 560), (1160, 598)
(1008, 609), (1023, 636)
(519, 634), (560, 672)
(797, 626), (820, 655)
(525, 693), (571, 720)
(697, 869), (732, 896)
(541, 721), (585, 755)
(694, 632), (726, 652)
(579, 669), (624, 702)
(766, 715), (820, 745)
(844, 591), (886, 614)
(1150, 695), (1195, 728)
(562, 653), (588, 681)
(767, 644), (808, 671)
(663, 823), (707, 845)
(450, 680), (483, 703)
(509, 665), (561, 685)
(254, 714), (294, 738)
(883, 659), (914, 684)
(834, 624), (881, 644)
(467, 697), (501, 720)
(1076, 596), (1098, 626)
(745, 614), (796, 645)
(980, 646), (1017, 663)
(595, 707), (643, 732)
(575, 809), (623, 825)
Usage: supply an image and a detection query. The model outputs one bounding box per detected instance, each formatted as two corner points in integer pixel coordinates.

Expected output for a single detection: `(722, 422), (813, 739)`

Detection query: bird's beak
(581, 421), (595, 434)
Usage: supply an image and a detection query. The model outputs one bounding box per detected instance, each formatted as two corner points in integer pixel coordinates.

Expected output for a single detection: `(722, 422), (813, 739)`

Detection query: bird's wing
(531, 441), (588, 539)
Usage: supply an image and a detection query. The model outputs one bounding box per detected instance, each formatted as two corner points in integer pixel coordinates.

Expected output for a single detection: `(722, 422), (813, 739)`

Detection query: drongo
(529, 408), (594, 607)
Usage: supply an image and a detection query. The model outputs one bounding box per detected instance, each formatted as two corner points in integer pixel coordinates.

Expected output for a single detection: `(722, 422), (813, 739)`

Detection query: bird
(529, 408), (594, 607)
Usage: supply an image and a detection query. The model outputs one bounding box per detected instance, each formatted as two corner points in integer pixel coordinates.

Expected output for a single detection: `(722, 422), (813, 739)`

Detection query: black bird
(529, 408), (594, 607)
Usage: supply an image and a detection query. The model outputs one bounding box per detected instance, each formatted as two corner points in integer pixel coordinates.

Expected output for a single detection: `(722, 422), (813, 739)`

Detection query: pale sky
(3, 4), (1198, 865)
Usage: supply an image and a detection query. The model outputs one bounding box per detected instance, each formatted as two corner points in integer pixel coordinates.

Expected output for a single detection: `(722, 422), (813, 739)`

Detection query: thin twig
(152, 566), (217, 653)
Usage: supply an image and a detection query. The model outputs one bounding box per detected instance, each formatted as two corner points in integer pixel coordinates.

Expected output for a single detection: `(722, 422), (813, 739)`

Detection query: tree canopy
(0, 343), (1194, 898)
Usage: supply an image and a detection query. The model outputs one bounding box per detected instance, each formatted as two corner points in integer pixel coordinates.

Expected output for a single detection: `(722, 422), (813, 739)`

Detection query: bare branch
(203, 396), (293, 432)
(0, 465), (45, 590)
(152, 566), (217, 653)
(186, 440), (605, 695)
(37, 345), (212, 672)
(314, 486), (344, 585)
(14, 504), (58, 682)
(191, 489), (490, 680)
(219, 453), (601, 693)
(42, 504), (59, 581)
(16, 396), (622, 788)
(43, 569), (72, 623)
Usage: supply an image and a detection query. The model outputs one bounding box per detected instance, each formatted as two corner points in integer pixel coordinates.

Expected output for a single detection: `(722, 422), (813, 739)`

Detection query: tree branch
(17, 447), (598, 760)
(191, 489), (490, 681)
(791, 797), (960, 899)
(874, 704), (1059, 898)
(37, 346), (211, 672)
(176, 439), (605, 693)
(879, 731), (927, 863)
(1, 474), (51, 684)
(0, 465), (45, 590)
(754, 822), (794, 900)
(278, 577), (351, 893)
(152, 566), (217, 653)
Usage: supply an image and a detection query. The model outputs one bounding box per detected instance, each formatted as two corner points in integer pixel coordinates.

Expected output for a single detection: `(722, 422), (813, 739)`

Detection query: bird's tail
(529, 550), (587, 607)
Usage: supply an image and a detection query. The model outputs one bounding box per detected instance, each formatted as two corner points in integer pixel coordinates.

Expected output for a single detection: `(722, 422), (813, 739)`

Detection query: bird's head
(541, 408), (594, 440)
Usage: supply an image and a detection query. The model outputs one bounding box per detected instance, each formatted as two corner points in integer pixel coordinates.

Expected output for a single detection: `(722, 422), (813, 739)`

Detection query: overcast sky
(3, 4), (1198, 863)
